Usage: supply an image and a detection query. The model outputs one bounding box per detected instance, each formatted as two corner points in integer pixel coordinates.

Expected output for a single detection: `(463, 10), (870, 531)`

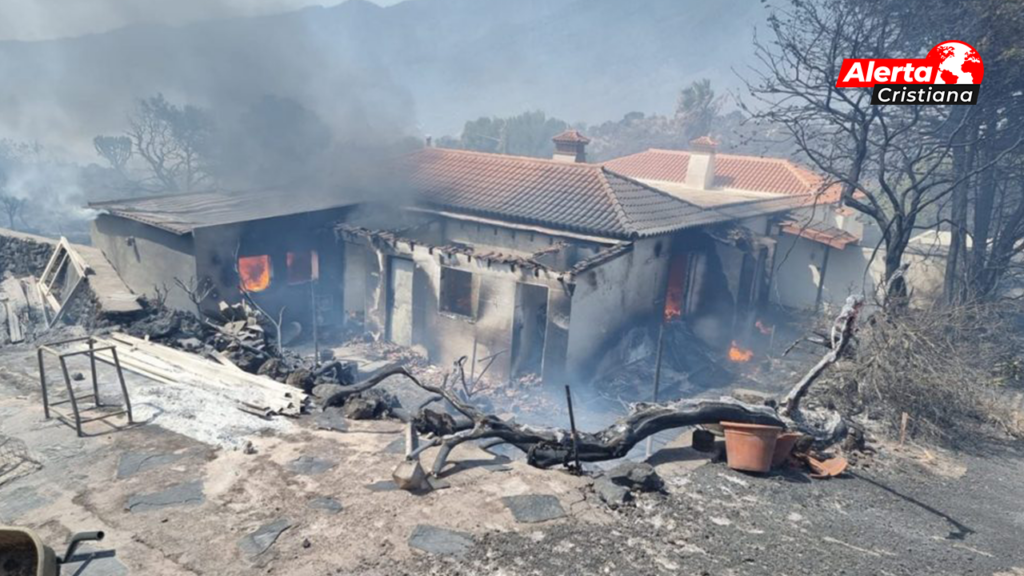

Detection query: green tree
(676, 78), (720, 139)
(457, 111), (568, 158)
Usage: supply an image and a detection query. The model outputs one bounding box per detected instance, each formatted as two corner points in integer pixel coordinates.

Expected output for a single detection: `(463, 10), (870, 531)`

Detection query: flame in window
(239, 255), (271, 292)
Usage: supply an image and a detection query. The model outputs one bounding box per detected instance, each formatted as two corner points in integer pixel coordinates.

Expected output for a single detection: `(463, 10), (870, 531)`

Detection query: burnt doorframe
(510, 282), (549, 379)
(662, 232), (704, 320)
(384, 256), (417, 346)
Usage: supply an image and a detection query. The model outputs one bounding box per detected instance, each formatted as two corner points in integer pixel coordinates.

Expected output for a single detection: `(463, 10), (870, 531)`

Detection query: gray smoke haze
(0, 1), (419, 160)
(0, 0), (768, 237)
(0, 0), (406, 41)
(0, 0), (425, 239)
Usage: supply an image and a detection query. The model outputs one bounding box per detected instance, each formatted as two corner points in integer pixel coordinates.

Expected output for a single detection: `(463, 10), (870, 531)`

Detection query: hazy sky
(0, 0), (407, 41)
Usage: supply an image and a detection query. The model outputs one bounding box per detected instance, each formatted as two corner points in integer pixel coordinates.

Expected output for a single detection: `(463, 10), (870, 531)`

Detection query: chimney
(551, 129), (590, 163)
(685, 136), (718, 190)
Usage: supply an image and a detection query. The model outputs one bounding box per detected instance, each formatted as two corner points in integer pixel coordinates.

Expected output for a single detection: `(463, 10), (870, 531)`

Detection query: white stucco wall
(773, 235), (948, 312)
(566, 237), (670, 374)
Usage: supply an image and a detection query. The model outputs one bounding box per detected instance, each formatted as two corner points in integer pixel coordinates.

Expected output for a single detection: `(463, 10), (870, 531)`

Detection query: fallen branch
(781, 294), (863, 417)
(324, 362), (782, 473)
(323, 297), (864, 476)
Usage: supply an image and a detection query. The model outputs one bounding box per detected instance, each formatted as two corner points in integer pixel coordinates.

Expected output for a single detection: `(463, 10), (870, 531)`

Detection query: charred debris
(3, 215), (864, 498)
(2, 133), (912, 501)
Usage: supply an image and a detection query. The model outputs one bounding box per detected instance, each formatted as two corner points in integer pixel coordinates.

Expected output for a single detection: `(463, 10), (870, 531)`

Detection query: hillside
(0, 0), (767, 154)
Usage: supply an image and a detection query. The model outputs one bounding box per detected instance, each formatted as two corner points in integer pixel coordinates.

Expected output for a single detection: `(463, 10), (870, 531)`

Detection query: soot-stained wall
(340, 217), (577, 382)
(91, 215), (197, 310)
(192, 208), (350, 326)
(565, 237), (670, 378)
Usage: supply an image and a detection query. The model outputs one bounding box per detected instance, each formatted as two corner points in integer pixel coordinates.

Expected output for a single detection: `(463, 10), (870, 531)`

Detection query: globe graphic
(927, 41), (984, 84)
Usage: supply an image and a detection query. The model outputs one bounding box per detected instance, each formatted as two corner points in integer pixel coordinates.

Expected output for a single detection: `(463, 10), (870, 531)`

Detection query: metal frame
(37, 335), (133, 437)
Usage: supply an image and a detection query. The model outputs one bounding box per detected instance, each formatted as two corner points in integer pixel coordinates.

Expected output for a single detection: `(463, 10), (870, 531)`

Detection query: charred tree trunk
(969, 144), (998, 293)
(944, 115), (974, 304)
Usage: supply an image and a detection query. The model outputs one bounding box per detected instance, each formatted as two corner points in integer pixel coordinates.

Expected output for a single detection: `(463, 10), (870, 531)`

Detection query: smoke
(0, 0), (419, 160)
(0, 0), (424, 237)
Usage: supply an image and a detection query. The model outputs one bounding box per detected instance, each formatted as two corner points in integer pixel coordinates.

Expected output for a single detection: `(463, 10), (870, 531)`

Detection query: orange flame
(728, 341), (754, 363)
(664, 300), (682, 321)
(239, 255), (271, 292)
(755, 320), (773, 335)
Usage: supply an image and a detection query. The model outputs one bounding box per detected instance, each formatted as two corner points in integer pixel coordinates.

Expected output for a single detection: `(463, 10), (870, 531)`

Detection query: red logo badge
(836, 41), (983, 105)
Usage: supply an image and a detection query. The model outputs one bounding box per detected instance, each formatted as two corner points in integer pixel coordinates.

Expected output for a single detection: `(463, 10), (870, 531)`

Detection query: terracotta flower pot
(771, 432), (802, 468)
(721, 421), (782, 473)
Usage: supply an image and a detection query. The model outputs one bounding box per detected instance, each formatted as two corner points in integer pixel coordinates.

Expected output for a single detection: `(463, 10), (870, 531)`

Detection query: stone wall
(0, 227), (56, 277)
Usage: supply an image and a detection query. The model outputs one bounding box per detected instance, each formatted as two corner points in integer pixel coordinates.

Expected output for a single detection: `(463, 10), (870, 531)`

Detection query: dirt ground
(3, 337), (1024, 576)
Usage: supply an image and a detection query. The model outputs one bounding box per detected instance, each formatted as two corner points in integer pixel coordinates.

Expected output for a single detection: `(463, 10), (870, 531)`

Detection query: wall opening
(510, 283), (549, 378)
(664, 251), (690, 320)
(439, 267), (474, 318)
(286, 249), (319, 284)
(238, 254), (272, 292)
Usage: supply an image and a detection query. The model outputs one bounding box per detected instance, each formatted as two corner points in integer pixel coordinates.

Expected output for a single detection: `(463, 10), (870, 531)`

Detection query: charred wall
(193, 208), (350, 326)
(339, 216), (578, 382)
(565, 237), (669, 380)
(91, 214), (198, 310)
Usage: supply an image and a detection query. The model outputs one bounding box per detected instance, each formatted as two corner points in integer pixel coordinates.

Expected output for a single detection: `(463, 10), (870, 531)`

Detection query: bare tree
(742, 0), (1014, 304)
(0, 193), (25, 229)
(126, 94), (215, 193)
(173, 276), (216, 318)
(93, 135), (133, 177)
(936, 0), (1024, 302)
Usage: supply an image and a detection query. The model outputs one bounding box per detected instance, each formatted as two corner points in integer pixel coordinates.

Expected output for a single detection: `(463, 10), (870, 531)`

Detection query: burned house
(88, 189), (354, 326)
(604, 139), (861, 313)
(88, 131), (837, 383)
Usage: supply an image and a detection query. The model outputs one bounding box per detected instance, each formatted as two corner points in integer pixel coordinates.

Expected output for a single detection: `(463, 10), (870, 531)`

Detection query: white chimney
(834, 206), (864, 239)
(551, 129), (590, 163)
(685, 136), (718, 190)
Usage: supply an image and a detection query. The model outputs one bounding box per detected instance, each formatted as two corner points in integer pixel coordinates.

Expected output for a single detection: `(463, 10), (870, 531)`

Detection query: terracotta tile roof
(689, 136), (718, 153)
(405, 148), (732, 239)
(552, 129), (591, 144)
(603, 149), (835, 198)
(780, 220), (859, 250)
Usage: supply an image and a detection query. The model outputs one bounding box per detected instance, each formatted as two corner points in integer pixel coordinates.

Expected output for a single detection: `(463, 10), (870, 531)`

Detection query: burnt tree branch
(323, 292), (864, 477)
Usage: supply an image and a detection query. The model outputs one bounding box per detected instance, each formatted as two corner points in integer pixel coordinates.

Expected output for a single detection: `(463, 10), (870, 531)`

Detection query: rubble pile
(125, 299), (356, 396)
(598, 320), (738, 403)
(592, 461), (665, 509)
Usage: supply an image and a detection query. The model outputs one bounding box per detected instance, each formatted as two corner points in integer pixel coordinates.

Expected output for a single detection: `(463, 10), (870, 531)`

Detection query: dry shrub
(821, 301), (1024, 444)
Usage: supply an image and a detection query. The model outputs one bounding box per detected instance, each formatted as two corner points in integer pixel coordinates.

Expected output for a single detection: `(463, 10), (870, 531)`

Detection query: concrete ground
(3, 337), (1024, 575)
(0, 339), (604, 575)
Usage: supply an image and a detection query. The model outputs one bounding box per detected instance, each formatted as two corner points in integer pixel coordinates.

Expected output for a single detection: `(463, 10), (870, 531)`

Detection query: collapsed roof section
(336, 222), (632, 279)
